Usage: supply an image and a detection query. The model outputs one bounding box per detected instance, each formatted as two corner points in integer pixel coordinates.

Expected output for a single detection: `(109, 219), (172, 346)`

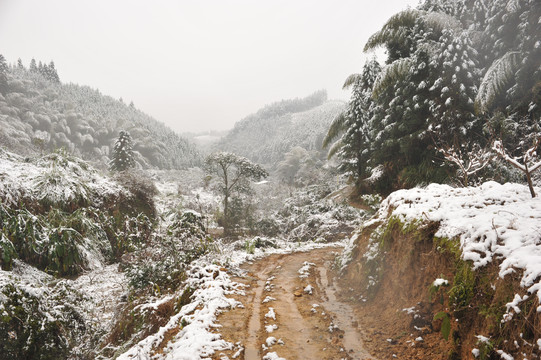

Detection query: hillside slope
(215, 91), (345, 167)
(0, 65), (200, 169)
(340, 182), (541, 359)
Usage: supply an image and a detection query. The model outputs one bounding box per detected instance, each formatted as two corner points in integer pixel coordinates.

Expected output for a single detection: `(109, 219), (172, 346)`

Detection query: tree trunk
(224, 192), (230, 235)
(525, 169), (536, 198)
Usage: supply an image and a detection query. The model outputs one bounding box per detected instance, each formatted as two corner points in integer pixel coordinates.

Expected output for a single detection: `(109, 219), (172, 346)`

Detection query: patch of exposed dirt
(337, 220), (541, 360)
(212, 247), (375, 360)
(336, 222), (455, 360)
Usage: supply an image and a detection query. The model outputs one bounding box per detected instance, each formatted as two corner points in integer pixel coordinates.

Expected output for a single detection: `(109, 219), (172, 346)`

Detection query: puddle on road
(318, 262), (373, 360)
(245, 279), (264, 359)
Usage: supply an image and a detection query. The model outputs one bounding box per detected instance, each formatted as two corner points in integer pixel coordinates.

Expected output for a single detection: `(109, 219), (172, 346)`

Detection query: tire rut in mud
(212, 247), (375, 360)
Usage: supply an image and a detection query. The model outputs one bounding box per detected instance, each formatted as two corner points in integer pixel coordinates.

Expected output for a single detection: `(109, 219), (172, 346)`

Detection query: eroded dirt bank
(212, 247), (375, 360)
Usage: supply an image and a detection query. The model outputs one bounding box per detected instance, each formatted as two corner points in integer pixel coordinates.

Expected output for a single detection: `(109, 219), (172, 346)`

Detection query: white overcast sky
(0, 0), (419, 133)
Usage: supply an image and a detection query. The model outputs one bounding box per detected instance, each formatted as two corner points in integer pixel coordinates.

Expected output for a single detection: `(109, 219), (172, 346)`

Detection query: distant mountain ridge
(0, 62), (200, 169)
(215, 90), (345, 167)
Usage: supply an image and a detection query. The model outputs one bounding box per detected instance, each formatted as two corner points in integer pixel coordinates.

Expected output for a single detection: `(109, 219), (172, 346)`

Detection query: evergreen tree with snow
(46, 61), (60, 83)
(323, 59), (382, 188)
(0, 54), (8, 95)
(109, 130), (136, 171)
(29, 58), (37, 72)
(17, 58), (24, 69)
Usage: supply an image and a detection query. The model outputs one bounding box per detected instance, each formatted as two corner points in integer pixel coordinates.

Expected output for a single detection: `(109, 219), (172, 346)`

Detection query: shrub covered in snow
(275, 184), (365, 242)
(0, 261), (91, 360)
(123, 210), (214, 292)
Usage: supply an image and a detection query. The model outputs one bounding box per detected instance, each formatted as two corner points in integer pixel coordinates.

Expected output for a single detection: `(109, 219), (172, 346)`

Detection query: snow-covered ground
(117, 239), (345, 360)
(365, 181), (541, 316)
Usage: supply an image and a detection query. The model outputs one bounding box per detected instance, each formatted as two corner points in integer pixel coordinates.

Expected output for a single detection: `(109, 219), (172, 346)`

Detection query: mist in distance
(0, 0), (418, 133)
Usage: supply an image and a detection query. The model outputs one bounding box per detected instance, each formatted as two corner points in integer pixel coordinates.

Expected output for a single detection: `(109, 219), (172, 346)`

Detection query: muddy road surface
(212, 247), (375, 360)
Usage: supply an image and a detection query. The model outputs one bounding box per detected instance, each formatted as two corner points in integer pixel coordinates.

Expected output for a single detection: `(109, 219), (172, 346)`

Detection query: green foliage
(244, 237), (277, 254)
(476, 338), (494, 360)
(124, 210), (213, 292)
(433, 311), (451, 340)
(429, 277), (449, 304)
(111, 213), (153, 258)
(0, 233), (17, 270)
(244, 239), (255, 254)
(328, 0), (541, 193)
(0, 282), (87, 360)
(322, 112), (347, 150)
(46, 228), (86, 275)
(0, 201), (126, 276)
(434, 236), (461, 261)
(364, 9), (420, 55)
(324, 59), (381, 187)
(449, 261), (475, 310)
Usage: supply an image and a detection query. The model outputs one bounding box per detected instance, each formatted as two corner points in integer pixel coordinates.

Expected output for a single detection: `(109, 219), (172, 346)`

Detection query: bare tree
(438, 144), (494, 187)
(493, 138), (541, 197)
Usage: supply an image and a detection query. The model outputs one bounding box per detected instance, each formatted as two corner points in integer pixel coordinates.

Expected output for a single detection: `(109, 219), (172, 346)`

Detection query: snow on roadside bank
(366, 181), (541, 313)
(118, 239), (345, 359)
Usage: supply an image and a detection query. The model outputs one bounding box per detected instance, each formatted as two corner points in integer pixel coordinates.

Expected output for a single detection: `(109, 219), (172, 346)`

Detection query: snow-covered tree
(358, 4), (489, 190)
(474, 0), (541, 117)
(29, 58), (37, 72)
(205, 152), (268, 234)
(324, 59), (381, 188)
(109, 130), (136, 171)
(46, 61), (60, 83)
(0, 54), (7, 95)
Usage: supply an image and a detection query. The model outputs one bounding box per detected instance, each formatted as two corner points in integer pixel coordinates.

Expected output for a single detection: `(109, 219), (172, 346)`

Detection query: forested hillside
(0, 58), (200, 169)
(215, 90), (345, 167)
(327, 0), (541, 193)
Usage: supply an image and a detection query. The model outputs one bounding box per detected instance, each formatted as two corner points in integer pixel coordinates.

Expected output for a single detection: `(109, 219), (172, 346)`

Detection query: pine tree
(29, 58), (37, 72)
(337, 59), (381, 187)
(17, 58), (24, 69)
(109, 130), (136, 171)
(47, 61), (60, 83)
(427, 29), (481, 147)
(0, 54), (8, 95)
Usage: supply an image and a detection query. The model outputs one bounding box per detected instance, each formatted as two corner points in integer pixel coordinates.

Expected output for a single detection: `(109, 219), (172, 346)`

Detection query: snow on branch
(493, 137), (541, 197)
(438, 144), (493, 187)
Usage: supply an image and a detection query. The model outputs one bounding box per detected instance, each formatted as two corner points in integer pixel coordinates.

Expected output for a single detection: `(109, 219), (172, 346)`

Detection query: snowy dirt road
(212, 247), (374, 360)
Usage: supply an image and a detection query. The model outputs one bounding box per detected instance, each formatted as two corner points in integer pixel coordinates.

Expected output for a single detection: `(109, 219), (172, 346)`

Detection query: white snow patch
(265, 324), (278, 333)
(371, 182), (541, 313)
(265, 307), (276, 320)
(262, 352), (287, 360)
(298, 261), (315, 278)
(433, 278), (449, 287)
(266, 337), (277, 347)
(496, 350), (513, 360)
